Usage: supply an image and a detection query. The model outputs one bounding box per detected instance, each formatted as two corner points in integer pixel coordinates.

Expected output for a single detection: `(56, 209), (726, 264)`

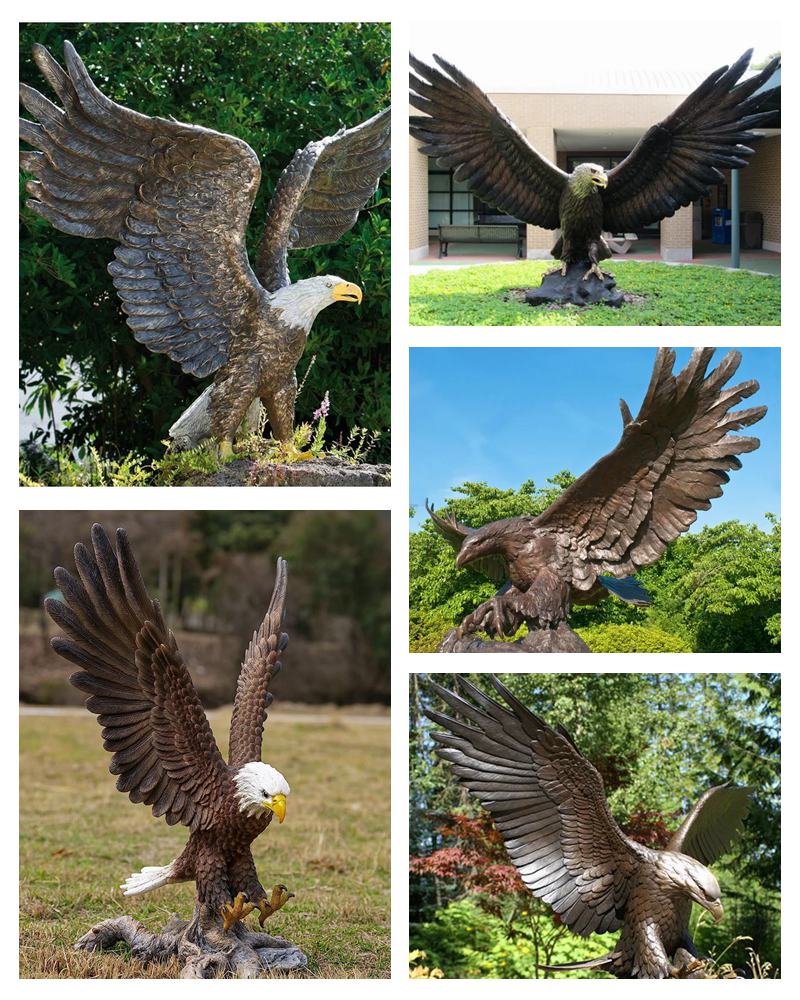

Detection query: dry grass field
(20, 705), (390, 978)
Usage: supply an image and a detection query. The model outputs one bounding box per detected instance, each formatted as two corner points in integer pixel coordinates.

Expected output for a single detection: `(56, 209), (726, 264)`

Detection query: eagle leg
(256, 884), (295, 927)
(220, 891), (255, 932)
(582, 262), (612, 282)
(544, 261), (569, 278)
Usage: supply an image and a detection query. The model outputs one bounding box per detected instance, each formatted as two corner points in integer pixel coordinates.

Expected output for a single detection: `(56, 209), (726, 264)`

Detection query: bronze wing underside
(256, 107), (391, 292)
(667, 784), (753, 866)
(602, 51), (780, 232)
(20, 41), (266, 377)
(426, 676), (647, 936)
(533, 348), (765, 591)
(46, 525), (229, 830)
(409, 54), (567, 230)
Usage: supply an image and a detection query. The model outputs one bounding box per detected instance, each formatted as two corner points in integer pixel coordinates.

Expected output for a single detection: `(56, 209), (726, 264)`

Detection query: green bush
(578, 623), (691, 653)
(20, 22), (390, 462)
(411, 899), (616, 979)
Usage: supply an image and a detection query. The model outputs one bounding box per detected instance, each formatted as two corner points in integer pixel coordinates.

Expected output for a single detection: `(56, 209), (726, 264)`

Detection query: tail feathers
(537, 953), (617, 972)
(121, 859), (179, 896)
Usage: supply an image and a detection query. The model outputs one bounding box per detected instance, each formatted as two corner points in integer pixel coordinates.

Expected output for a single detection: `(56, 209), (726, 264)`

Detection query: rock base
(439, 623), (590, 653)
(526, 260), (624, 308)
(74, 904), (307, 978)
(186, 456), (390, 487)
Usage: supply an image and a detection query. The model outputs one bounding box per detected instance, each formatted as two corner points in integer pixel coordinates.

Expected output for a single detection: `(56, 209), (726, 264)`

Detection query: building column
(660, 205), (693, 261)
(409, 139), (429, 261)
(524, 127), (557, 259)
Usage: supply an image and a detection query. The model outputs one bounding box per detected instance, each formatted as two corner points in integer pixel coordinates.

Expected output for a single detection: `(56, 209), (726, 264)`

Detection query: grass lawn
(20, 706), (390, 978)
(409, 261), (780, 326)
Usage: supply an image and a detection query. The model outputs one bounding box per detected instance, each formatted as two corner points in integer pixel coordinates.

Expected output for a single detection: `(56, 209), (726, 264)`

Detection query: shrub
(577, 623), (691, 653)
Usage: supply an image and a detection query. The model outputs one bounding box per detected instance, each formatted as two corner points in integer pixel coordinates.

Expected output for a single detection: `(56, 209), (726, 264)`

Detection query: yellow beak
(332, 281), (363, 304)
(593, 173), (608, 188)
(264, 793), (287, 823)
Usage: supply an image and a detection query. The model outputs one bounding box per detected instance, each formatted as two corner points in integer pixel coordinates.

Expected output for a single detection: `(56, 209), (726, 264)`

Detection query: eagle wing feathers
(47, 524), (228, 830)
(227, 558), (290, 767)
(533, 348), (765, 589)
(409, 54), (567, 231)
(427, 676), (646, 936)
(602, 51), (780, 232)
(256, 108), (391, 292)
(667, 783), (752, 867)
(20, 41), (265, 377)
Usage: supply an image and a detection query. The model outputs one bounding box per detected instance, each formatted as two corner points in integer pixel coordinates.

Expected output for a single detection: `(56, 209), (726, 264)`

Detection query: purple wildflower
(313, 391), (330, 422)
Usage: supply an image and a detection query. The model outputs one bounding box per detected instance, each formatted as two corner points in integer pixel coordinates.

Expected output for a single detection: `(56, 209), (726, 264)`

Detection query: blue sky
(410, 347), (780, 531)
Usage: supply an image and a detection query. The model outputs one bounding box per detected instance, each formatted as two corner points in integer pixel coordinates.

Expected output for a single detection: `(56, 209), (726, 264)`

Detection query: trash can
(740, 210), (763, 250)
(712, 208), (731, 245)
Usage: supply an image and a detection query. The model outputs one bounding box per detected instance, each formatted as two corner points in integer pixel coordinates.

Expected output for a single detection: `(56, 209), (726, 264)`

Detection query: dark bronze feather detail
(426, 676), (752, 978)
(20, 41), (391, 445)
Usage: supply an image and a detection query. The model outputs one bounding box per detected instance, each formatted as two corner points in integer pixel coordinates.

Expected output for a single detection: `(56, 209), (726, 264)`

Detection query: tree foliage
(410, 673), (780, 977)
(410, 480), (781, 653)
(20, 22), (390, 461)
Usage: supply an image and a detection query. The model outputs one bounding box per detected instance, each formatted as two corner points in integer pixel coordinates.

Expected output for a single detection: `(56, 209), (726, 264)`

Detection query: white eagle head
(270, 275), (363, 331)
(234, 761), (291, 823)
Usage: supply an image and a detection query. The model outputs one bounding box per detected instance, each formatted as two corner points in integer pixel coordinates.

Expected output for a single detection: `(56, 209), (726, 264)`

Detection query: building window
(428, 168), (475, 229)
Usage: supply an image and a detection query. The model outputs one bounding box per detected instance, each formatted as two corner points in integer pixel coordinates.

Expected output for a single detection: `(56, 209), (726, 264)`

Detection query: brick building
(409, 68), (780, 261)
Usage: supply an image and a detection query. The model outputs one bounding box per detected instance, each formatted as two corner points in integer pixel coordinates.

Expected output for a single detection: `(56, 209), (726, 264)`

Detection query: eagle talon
(544, 262), (568, 278)
(221, 891), (254, 932)
(257, 884), (294, 926)
(582, 263), (611, 282)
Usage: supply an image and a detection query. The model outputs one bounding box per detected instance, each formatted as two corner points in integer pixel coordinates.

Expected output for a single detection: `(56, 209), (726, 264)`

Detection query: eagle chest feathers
(558, 182), (604, 256)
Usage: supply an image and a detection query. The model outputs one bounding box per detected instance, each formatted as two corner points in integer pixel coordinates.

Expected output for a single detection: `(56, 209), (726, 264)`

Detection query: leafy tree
(20, 22), (390, 462)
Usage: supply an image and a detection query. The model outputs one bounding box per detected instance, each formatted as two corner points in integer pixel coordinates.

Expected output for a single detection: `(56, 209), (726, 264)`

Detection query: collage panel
(19, 21), (391, 487)
(410, 671), (780, 980)
(408, 23), (780, 328)
(19, 510), (390, 978)
(410, 346), (780, 655)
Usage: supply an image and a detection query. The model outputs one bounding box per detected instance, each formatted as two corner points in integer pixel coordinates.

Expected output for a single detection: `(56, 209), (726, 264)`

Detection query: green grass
(20, 707), (390, 978)
(409, 261), (780, 326)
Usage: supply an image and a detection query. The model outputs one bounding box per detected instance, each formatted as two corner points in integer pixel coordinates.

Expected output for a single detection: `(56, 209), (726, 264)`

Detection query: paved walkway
(411, 239), (780, 276)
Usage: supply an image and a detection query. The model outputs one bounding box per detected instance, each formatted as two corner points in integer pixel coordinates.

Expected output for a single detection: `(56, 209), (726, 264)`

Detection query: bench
(438, 224), (525, 258)
(604, 231), (639, 255)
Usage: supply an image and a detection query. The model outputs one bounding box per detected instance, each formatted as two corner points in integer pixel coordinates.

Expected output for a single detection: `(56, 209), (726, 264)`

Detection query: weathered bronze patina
(427, 675), (752, 978)
(21, 42), (390, 451)
(428, 348), (764, 652)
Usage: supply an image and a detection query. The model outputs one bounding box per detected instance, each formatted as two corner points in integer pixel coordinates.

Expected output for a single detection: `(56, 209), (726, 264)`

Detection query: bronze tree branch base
(526, 259), (624, 308)
(74, 903), (308, 979)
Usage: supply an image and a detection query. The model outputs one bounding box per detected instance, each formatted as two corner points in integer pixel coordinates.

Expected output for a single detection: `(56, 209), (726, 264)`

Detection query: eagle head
(270, 275), (363, 331)
(570, 162), (608, 195)
(659, 851), (724, 923)
(234, 761), (291, 823)
(455, 521), (515, 570)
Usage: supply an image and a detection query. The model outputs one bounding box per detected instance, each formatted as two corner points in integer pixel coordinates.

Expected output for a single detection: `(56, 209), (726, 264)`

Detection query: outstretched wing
(425, 499), (508, 585)
(20, 41), (266, 377)
(534, 348), (765, 592)
(667, 784), (753, 866)
(256, 108), (390, 292)
(426, 676), (646, 936)
(602, 51), (780, 232)
(46, 525), (229, 829)
(228, 559), (290, 767)
(409, 54), (567, 230)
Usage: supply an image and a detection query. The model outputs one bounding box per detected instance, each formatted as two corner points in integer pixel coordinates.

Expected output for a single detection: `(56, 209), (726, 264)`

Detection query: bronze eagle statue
(47, 525), (295, 938)
(20, 42), (390, 453)
(410, 51), (779, 284)
(426, 675), (753, 979)
(427, 348), (765, 651)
